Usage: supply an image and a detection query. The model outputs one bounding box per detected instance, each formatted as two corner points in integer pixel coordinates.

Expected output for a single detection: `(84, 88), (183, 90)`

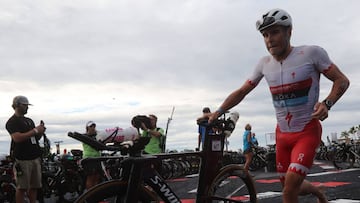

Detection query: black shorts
(81, 159), (102, 176)
(243, 148), (253, 154)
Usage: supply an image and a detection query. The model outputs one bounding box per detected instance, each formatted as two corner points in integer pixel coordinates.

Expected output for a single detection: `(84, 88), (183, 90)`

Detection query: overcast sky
(1, 0), (359, 155)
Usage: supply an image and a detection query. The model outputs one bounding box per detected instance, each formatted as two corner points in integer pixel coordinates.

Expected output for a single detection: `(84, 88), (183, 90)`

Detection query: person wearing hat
(196, 107), (211, 151)
(82, 121), (102, 190)
(6, 95), (46, 203)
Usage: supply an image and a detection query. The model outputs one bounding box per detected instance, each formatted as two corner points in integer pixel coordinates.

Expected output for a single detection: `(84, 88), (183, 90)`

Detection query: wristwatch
(322, 99), (333, 110)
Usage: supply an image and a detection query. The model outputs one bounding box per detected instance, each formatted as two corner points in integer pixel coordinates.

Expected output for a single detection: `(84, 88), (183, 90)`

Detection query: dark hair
(202, 107), (211, 113)
(149, 114), (157, 120)
(245, 123), (252, 131)
(131, 115), (152, 129)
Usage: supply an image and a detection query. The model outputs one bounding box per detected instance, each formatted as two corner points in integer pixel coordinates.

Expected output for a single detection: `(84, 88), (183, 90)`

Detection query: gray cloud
(1, 0), (359, 154)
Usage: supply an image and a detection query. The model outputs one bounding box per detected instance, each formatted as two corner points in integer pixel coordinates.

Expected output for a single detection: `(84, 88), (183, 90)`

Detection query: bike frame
(111, 117), (229, 203)
(72, 113), (256, 203)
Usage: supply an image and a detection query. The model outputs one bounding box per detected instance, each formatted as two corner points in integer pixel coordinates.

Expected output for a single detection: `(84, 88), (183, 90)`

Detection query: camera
(131, 115), (152, 129)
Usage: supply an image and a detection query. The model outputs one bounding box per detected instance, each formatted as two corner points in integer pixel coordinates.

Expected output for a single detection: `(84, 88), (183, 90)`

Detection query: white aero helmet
(256, 8), (292, 32)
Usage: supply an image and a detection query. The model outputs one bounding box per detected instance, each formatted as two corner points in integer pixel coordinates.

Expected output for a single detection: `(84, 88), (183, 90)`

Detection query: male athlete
(209, 8), (349, 203)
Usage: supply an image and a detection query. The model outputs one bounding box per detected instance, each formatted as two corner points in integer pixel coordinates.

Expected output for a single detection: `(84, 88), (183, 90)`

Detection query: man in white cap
(82, 121), (101, 190)
(6, 95), (46, 203)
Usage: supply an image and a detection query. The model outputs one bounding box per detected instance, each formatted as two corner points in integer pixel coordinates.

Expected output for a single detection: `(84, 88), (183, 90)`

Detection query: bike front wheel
(205, 164), (257, 203)
(74, 180), (159, 203)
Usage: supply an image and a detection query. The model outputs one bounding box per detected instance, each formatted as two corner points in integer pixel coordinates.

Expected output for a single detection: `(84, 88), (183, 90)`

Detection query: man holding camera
(6, 95), (46, 203)
(140, 114), (164, 154)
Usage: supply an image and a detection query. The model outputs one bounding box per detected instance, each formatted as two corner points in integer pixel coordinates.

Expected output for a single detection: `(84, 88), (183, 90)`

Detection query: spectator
(141, 114), (164, 154)
(82, 121), (102, 190)
(196, 107), (211, 151)
(6, 95), (46, 203)
(243, 124), (254, 173)
(251, 133), (259, 147)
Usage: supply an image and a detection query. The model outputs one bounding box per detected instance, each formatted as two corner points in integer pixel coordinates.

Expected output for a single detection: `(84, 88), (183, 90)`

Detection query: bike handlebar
(197, 117), (236, 134)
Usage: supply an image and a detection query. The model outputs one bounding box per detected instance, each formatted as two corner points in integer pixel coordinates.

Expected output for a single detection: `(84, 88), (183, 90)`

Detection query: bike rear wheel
(249, 156), (266, 171)
(333, 153), (355, 170)
(205, 164), (257, 203)
(74, 180), (159, 203)
(333, 151), (355, 169)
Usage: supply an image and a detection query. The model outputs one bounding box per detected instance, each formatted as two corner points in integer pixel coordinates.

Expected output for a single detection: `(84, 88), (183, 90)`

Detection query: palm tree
(341, 124), (360, 140)
(340, 131), (349, 139)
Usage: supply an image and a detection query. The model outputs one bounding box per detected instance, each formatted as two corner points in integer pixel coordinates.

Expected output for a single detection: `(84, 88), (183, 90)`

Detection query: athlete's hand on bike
(207, 110), (223, 124)
(311, 102), (329, 121)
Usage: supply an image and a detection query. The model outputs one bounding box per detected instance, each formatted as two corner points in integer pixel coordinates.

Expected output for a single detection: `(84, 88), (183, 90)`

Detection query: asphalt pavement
(166, 160), (360, 203)
(41, 159), (360, 203)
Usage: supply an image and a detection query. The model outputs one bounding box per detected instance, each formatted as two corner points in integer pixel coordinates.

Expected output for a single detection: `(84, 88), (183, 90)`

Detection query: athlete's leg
(286, 120), (326, 203)
(275, 126), (292, 185)
(299, 181), (328, 203)
(283, 173), (328, 203)
(279, 120), (326, 203)
(295, 120), (327, 202)
(283, 171), (304, 203)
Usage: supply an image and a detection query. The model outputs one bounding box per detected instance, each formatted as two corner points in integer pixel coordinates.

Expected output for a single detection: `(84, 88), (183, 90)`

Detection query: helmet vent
(263, 12), (269, 18)
(272, 11), (279, 16)
(281, 16), (288, 20)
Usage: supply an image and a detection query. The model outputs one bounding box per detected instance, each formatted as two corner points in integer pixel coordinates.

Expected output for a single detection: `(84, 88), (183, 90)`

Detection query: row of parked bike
(315, 139), (360, 169)
(0, 143), (280, 203)
(0, 150), (84, 203)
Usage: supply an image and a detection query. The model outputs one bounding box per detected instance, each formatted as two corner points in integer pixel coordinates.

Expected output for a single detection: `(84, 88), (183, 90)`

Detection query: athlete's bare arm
(323, 64), (350, 103)
(311, 63), (350, 121)
(209, 81), (256, 122)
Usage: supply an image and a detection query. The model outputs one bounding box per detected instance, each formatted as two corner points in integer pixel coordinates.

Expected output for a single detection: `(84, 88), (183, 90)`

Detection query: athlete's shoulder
(295, 45), (332, 70)
(258, 55), (273, 65)
(294, 45), (327, 55)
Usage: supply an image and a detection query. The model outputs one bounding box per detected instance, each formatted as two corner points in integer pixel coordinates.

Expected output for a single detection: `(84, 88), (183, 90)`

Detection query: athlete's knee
(283, 171), (305, 193)
(288, 163), (310, 176)
(283, 185), (299, 198)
